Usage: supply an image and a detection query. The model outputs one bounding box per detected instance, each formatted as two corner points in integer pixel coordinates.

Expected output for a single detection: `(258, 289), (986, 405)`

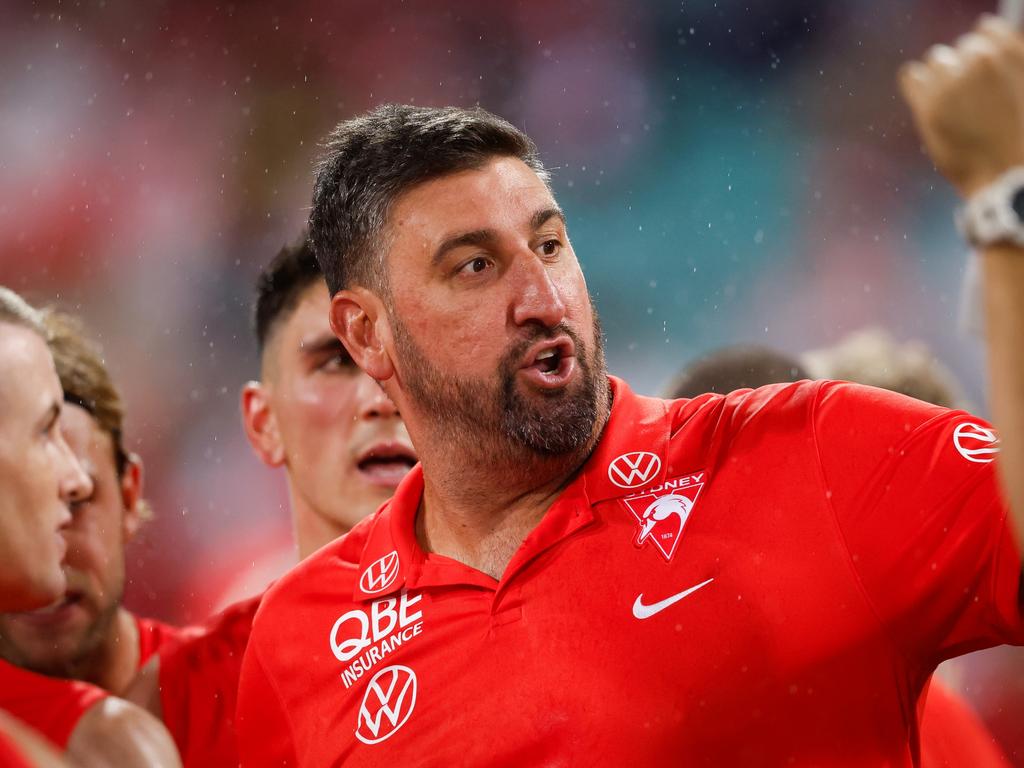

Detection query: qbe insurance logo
(331, 589), (424, 690)
(608, 451), (662, 489)
(355, 665), (418, 745)
(953, 422), (1000, 464)
(360, 551), (401, 595)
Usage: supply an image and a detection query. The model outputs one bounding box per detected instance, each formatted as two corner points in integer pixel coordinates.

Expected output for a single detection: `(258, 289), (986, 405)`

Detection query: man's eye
(321, 353), (353, 371)
(459, 257), (491, 275)
(540, 240), (561, 256)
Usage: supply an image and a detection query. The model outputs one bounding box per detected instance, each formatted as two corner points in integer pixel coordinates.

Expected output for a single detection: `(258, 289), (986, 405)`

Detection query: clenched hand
(900, 15), (1024, 197)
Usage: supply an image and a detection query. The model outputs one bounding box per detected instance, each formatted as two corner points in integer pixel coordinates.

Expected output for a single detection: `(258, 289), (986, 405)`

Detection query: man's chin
(4, 598), (92, 640)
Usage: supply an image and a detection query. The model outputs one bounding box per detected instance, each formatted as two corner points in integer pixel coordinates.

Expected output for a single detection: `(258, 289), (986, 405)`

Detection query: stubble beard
(390, 308), (609, 468)
(0, 579), (122, 680)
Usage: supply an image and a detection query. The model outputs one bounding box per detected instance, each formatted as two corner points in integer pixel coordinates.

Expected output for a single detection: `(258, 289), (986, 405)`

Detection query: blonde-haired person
(0, 310), (188, 698)
(0, 287), (181, 768)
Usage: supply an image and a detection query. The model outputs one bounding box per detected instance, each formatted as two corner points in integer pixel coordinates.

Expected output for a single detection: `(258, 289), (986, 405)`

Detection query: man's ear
(241, 381), (286, 467)
(120, 453), (144, 541)
(330, 288), (395, 382)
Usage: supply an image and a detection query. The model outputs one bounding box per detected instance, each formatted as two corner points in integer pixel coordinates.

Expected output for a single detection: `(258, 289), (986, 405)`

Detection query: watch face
(1011, 186), (1024, 222)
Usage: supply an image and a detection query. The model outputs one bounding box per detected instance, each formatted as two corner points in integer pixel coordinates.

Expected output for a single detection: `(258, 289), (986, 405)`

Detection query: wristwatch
(956, 166), (1024, 248)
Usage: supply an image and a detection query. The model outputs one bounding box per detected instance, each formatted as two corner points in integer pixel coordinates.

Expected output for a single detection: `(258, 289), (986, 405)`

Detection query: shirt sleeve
(0, 661), (107, 749)
(236, 634), (298, 768)
(158, 595), (261, 768)
(813, 381), (1024, 666)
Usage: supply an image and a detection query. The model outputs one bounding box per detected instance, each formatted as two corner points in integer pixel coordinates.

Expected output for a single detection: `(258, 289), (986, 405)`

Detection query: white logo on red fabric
(953, 422), (1000, 464)
(355, 665), (417, 745)
(621, 471), (705, 562)
(608, 451), (662, 489)
(360, 551), (400, 595)
(331, 589), (424, 689)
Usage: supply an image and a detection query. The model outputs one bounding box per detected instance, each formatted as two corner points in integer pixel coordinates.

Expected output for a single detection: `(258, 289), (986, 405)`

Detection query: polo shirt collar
(352, 376), (672, 601)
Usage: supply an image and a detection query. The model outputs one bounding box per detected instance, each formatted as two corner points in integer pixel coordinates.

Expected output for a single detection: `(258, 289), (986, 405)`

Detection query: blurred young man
(0, 312), (184, 697)
(236, 19), (1024, 763)
(241, 234), (415, 556)
(127, 235), (415, 766)
(0, 287), (181, 768)
(0, 291), (82, 613)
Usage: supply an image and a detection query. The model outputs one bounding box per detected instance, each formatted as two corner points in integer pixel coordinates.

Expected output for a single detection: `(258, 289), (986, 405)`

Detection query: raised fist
(900, 15), (1024, 197)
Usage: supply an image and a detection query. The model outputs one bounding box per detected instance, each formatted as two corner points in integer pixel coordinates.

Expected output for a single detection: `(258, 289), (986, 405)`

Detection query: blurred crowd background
(3, 0), (1022, 759)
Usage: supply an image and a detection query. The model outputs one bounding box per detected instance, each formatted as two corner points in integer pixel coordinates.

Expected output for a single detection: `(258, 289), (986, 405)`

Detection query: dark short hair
(254, 232), (324, 356)
(309, 104), (548, 294)
(666, 345), (810, 399)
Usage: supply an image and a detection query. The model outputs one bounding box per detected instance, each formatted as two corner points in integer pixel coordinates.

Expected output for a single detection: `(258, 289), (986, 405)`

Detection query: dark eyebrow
(431, 207), (566, 267)
(531, 207), (565, 231)
(431, 229), (497, 267)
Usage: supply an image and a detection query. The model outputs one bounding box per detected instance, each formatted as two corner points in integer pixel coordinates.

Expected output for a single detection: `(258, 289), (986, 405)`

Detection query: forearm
(981, 244), (1024, 538)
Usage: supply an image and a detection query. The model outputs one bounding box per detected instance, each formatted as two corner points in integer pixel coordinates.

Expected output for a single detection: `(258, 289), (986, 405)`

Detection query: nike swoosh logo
(632, 577), (715, 620)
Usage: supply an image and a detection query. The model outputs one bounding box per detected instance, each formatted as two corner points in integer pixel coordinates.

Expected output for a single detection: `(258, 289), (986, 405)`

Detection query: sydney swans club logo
(621, 471), (705, 562)
(360, 551), (401, 595)
(355, 665), (418, 745)
(953, 422), (1000, 464)
(608, 451), (662, 489)
(331, 590), (424, 689)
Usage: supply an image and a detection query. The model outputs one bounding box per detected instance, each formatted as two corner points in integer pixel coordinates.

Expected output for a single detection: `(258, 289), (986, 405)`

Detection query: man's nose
(58, 436), (93, 507)
(510, 255), (567, 329)
(357, 373), (400, 420)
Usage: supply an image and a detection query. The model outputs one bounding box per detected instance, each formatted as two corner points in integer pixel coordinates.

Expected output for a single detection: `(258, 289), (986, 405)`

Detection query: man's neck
(78, 607), (138, 695)
(291, 491), (351, 560)
(413, 408), (609, 580)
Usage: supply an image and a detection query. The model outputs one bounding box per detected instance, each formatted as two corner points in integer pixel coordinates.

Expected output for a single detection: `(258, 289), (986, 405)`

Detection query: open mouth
(18, 591), (84, 623)
(534, 347), (562, 374)
(521, 337), (577, 389)
(356, 443), (417, 487)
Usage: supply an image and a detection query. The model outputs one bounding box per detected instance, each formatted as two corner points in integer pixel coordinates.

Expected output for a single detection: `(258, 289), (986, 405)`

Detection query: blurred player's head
(666, 345), (810, 399)
(802, 327), (967, 409)
(242, 233), (415, 557)
(311, 105), (609, 466)
(0, 311), (144, 677)
(0, 289), (90, 612)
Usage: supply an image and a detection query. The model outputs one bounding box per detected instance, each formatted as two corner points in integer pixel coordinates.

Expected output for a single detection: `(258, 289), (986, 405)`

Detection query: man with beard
(125, 235), (416, 767)
(236, 22), (1024, 768)
(0, 311), (185, 697)
(0, 288), (181, 768)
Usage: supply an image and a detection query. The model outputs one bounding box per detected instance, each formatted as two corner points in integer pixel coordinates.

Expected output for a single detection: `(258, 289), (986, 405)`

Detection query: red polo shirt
(136, 614), (188, 669)
(0, 725), (32, 768)
(919, 679), (1011, 767)
(0, 659), (106, 749)
(236, 377), (1024, 767)
(158, 594), (262, 767)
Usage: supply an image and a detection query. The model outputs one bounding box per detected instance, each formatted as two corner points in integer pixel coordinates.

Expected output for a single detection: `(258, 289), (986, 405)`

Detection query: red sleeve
(135, 615), (192, 670)
(158, 595), (261, 768)
(920, 679), (1011, 768)
(236, 627), (298, 768)
(814, 381), (1024, 665)
(0, 727), (33, 768)
(0, 660), (107, 748)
